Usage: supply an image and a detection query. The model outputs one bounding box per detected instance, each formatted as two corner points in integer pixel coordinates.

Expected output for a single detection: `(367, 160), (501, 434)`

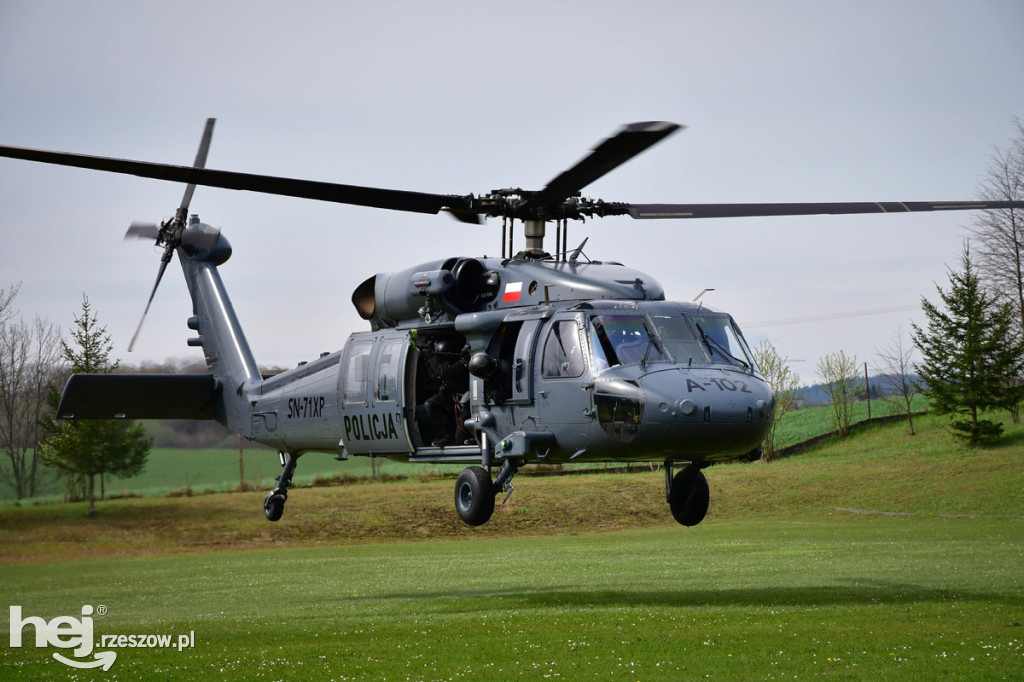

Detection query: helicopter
(2, 120), (1022, 528)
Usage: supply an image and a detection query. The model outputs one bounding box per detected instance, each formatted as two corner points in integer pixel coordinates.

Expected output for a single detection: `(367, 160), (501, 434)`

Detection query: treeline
(792, 373), (923, 409)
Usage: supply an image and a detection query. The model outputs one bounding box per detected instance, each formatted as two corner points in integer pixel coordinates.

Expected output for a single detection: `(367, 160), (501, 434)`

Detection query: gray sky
(2, 0), (1023, 381)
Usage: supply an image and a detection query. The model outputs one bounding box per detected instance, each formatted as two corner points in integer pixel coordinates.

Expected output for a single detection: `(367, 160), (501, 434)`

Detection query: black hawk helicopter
(2, 120), (1020, 527)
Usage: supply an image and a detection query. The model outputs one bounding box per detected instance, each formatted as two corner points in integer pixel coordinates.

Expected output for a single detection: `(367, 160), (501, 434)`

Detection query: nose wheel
(665, 462), (710, 527)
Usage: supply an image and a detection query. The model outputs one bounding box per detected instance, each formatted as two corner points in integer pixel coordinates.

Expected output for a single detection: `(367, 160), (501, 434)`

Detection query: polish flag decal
(503, 281), (523, 302)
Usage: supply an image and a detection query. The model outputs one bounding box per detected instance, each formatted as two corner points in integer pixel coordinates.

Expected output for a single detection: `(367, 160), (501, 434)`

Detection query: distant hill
(795, 372), (921, 407)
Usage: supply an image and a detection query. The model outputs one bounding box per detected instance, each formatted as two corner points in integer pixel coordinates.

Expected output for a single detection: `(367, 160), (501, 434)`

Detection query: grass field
(772, 394), (928, 450)
(1, 412), (1021, 680)
(2, 518), (1021, 680)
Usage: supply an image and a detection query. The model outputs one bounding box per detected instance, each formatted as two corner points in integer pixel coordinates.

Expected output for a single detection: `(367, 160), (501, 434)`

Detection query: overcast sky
(2, 0), (1023, 381)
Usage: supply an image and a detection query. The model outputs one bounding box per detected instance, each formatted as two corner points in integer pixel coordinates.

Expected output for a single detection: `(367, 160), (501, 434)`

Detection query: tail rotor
(126, 118), (216, 351)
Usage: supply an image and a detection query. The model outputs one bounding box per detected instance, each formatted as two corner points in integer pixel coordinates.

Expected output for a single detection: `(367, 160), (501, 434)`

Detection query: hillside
(1, 412), (1020, 565)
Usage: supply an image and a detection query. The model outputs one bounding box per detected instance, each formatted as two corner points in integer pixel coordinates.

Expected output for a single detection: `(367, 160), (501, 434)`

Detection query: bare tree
(817, 350), (859, 438)
(970, 117), (1024, 334)
(0, 283), (19, 326)
(0, 309), (63, 500)
(751, 339), (800, 461)
(874, 327), (918, 435)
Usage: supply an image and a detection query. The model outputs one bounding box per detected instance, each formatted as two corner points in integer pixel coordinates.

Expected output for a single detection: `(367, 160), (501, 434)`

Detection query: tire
(264, 492), (286, 522)
(454, 466), (495, 526)
(668, 469), (709, 527)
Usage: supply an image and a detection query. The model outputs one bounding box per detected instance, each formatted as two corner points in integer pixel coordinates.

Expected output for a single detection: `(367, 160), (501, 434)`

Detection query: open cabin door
(338, 331), (412, 456)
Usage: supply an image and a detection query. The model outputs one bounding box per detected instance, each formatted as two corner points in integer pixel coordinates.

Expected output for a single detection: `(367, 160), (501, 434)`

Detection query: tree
(817, 350), (859, 438)
(970, 117), (1024, 335)
(751, 340), (800, 461)
(38, 295), (151, 513)
(0, 283), (18, 325)
(0, 283), (63, 500)
(912, 243), (1024, 445)
(874, 327), (919, 435)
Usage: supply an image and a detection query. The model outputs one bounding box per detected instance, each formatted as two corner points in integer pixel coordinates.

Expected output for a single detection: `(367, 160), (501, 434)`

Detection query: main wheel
(668, 469), (709, 527)
(454, 466), (496, 526)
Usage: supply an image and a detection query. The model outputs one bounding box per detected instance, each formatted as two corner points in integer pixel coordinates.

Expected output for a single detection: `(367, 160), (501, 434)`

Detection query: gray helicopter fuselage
(224, 251), (773, 469)
(56, 234), (774, 472)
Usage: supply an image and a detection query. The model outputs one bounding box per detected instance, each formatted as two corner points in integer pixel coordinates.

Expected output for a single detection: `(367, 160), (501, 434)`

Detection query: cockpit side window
(542, 320), (585, 378)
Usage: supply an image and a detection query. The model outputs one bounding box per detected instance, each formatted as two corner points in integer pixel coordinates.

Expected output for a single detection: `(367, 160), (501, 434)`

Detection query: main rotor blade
(623, 200), (1024, 220)
(522, 121), (681, 210)
(0, 144), (471, 215)
(179, 117), (216, 213)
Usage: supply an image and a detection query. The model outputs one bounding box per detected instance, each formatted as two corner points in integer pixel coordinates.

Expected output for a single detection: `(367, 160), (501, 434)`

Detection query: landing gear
(665, 461), (710, 527)
(264, 451), (300, 522)
(454, 466), (495, 526)
(264, 491), (286, 521)
(453, 459), (521, 526)
(493, 458), (520, 505)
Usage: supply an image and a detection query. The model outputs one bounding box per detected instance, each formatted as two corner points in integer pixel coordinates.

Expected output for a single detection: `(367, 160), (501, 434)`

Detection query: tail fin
(176, 217), (262, 433)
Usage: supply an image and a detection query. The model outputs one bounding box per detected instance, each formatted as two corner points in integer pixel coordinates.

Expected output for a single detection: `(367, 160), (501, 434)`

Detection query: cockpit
(585, 305), (758, 374)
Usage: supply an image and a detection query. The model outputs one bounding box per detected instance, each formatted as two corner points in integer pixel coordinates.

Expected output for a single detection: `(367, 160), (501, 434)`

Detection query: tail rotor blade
(178, 118), (216, 213)
(128, 258), (170, 352)
(124, 221), (159, 241)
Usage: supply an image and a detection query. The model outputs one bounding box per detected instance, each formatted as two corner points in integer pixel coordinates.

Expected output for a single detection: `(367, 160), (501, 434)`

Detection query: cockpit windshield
(690, 314), (756, 370)
(589, 314), (666, 372)
(587, 310), (757, 373)
(649, 314), (706, 366)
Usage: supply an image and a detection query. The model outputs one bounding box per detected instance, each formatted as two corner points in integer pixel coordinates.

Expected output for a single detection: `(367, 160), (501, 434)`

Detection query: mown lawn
(2, 517), (1021, 680)
(1, 410), (1020, 680)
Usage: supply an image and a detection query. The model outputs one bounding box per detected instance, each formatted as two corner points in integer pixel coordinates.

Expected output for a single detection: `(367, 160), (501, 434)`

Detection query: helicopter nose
(637, 367), (774, 459)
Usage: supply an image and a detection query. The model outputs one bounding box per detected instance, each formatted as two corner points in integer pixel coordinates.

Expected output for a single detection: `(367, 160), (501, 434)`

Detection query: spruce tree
(38, 295), (151, 513)
(912, 243), (1024, 445)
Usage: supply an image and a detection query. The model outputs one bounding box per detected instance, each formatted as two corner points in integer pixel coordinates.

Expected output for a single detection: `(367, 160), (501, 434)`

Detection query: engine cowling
(351, 258), (499, 329)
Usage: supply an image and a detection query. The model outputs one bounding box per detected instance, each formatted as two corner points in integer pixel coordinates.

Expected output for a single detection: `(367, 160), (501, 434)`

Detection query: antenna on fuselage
(692, 288), (715, 302)
(568, 237), (589, 263)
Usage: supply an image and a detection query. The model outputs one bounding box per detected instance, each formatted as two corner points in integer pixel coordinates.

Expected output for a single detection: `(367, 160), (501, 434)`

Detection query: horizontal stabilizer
(57, 374), (221, 420)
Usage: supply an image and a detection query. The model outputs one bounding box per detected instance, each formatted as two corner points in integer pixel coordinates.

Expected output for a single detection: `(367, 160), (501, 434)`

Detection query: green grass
(1, 412), (1021, 680)
(773, 394), (928, 449)
(2, 519), (1021, 680)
